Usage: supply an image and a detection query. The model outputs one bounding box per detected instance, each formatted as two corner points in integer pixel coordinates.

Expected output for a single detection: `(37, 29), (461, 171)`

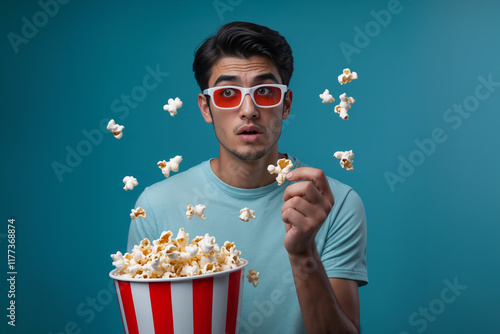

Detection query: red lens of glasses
(213, 88), (242, 108)
(253, 86), (282, 106)
(213, 86), (282, 108)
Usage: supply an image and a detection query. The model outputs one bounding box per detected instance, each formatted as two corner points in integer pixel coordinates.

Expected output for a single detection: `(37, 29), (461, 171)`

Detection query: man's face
(198, 56), (292, 161)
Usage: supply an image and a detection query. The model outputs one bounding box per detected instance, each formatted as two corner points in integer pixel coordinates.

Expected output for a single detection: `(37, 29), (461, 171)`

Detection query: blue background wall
(1, 0), (499, 333)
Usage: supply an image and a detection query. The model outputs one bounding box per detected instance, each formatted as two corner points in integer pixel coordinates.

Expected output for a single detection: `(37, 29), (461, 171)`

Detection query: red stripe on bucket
(113, 280), (128, 334)
(193, 276), (214, 334)
(149, 281), (174, 333)
(225, 270), (242, 334)
(118, 281), (139, 334)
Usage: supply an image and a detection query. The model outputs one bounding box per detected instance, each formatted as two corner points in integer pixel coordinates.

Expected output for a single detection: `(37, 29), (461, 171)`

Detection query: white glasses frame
(203, 84), (288, 109)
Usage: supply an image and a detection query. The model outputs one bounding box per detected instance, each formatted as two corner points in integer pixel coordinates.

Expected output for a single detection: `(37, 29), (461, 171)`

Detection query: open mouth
(240, 130), (259, 135)
(237, 125), (262, 135)
(237, 126), (262, 142)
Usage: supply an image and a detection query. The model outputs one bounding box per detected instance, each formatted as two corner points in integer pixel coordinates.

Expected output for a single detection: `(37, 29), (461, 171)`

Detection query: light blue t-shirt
(127, 155), (367, 333)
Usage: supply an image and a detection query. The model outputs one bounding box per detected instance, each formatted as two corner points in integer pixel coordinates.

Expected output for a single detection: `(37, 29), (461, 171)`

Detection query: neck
(210, 149), (287, 189)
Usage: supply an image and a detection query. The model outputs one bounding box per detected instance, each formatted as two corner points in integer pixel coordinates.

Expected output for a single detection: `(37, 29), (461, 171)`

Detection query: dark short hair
(193, 21), (294, 91)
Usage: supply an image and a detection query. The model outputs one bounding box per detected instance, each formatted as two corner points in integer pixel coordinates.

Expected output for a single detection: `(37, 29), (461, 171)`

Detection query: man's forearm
(289, 248), (360, 334)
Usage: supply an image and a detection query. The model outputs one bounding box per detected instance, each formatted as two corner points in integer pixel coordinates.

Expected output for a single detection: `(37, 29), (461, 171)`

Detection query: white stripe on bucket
(212, 274), (229, 334)
(235, 271), (245, 334)
(171, 280), (194, 334)
(130, 283), (155, 334)
(115, 280), (129, 334)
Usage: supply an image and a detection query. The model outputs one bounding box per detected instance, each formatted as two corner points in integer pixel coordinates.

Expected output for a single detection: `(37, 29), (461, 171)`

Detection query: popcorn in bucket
(110, 229), (253, 333)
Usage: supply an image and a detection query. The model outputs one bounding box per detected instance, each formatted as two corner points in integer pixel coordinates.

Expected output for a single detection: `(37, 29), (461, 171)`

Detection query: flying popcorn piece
(106, 119), (125, 139)
(239, 207), (256, 222)
(338, 68), (358, 85)
(130, 207), (147, 220)
(267, 158), (293, 186)
(186, 204), (207, 220)
(163, 97), (183, 116)
(157, 155), (183, 178)
(333, 150), (354, 171)
(334, 93), (356, 120)
(319, 89), (335, 103)
(246, 269), (260, 287)
(123, 176), (138, 191)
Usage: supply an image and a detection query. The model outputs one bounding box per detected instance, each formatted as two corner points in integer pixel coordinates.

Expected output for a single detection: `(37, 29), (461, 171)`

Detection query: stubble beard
(209, 104), (285, 162)
(214, 119), (282, 161)
(215, 126), (281, 161)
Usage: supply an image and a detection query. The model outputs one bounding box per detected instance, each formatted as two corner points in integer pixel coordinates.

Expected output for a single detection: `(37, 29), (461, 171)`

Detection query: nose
(239, 93), (259, 119)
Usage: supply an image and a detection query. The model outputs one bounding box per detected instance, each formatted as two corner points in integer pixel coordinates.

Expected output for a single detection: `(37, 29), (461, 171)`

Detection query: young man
(128, 21), (367, 333)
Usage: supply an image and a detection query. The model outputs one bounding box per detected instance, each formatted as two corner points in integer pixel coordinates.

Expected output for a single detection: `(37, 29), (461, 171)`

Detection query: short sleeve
(126, 188), (160, 252)
(320, 189), (368, 286)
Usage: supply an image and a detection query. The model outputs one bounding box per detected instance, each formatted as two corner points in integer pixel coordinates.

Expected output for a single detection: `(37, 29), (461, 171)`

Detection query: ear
(282, 89), (293, 120)
(198, 93), (213, 124)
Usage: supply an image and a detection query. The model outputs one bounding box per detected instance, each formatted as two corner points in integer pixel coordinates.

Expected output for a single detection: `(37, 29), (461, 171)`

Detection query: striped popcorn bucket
(109, 259), (248, 334)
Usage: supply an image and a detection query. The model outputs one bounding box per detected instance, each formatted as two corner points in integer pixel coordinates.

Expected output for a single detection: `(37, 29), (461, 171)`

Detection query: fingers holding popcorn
(282, 181), (327, 228)
(281, 167), (335, 255)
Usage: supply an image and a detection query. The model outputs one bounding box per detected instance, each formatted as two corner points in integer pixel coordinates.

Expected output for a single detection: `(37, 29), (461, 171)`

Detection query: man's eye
(256, 87), (271, 95)
(222, 89), (236, 97)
